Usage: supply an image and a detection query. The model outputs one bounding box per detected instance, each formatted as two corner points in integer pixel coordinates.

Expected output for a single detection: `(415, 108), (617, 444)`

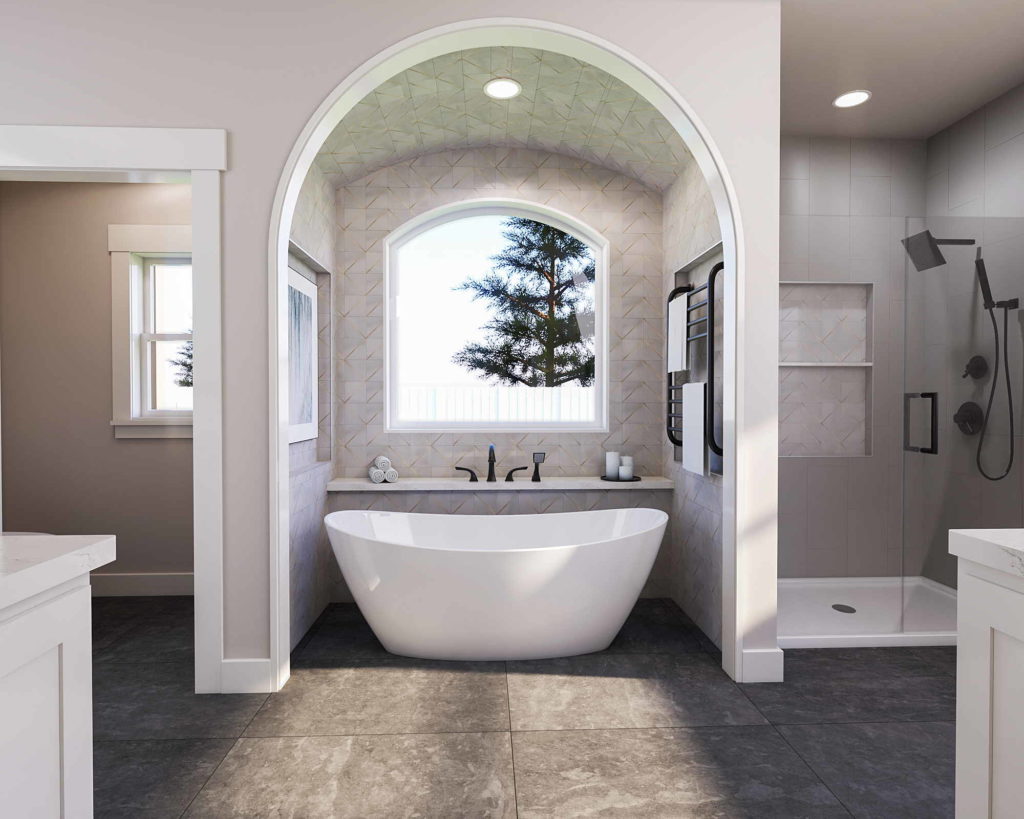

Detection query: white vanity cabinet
(950, 529), (1024, 819)
(0, 534), (115, 818)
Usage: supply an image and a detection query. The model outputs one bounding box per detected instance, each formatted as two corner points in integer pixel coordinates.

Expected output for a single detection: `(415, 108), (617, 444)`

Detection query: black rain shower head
(901, 230), (976, 271)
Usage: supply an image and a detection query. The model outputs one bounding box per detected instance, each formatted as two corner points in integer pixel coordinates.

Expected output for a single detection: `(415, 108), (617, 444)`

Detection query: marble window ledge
(326, 476), (674, 493)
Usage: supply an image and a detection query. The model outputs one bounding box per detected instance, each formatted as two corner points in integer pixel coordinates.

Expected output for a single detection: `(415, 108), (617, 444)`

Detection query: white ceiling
(783, 0), (1024, 138)
(315, 47), (692, 191)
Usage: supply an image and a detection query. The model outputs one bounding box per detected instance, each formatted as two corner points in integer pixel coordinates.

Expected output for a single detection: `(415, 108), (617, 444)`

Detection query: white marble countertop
(0, 534), (116, 609)
(327, 476), (675, 493)
(950, 529), (1024, 577)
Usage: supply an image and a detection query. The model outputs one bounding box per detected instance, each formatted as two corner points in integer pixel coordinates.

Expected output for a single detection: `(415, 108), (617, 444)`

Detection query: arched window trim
(383, 198), (610, 433)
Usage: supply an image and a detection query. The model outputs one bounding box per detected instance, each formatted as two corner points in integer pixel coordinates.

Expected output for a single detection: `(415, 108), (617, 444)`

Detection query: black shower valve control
(962, 355), (988, 380)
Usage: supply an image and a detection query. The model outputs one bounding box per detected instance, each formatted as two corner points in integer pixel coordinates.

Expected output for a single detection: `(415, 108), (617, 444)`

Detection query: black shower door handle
(903, 392), (938, 454)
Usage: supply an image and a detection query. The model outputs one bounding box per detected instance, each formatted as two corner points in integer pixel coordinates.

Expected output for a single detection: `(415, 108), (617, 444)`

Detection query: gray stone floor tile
(781, 647), (957, 681)
(742, 673), (955, 724)
(602, 598), (704, 655)
(93, 738), (234, 818)
(292, 618), (391, 663)
(245, 659), (509, 736)
(513, 725), (850, 818)
(94, 662), (268, 740)
(184, 732), (515, 818)
(508, 653), (767, 731)
(780, 721), (955, 818)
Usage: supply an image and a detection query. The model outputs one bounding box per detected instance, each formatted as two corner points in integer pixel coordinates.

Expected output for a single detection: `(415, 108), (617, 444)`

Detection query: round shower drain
(832, 604), (856, 614)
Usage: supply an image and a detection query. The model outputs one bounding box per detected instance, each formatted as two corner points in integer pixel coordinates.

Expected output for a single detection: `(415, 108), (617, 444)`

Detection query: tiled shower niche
(779, 282), (873, 457)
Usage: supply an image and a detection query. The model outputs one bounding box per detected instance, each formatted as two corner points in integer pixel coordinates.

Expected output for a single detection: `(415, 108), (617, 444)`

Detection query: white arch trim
(268, 18), (781, 688)
(383, 197), (611, 433)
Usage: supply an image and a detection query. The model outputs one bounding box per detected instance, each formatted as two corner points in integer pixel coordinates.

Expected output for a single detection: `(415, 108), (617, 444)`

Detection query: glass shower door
(901, 215), (1024, 636)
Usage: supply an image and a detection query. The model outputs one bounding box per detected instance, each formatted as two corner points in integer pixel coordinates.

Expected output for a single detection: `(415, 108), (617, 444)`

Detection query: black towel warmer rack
(666, 261), (725, 463)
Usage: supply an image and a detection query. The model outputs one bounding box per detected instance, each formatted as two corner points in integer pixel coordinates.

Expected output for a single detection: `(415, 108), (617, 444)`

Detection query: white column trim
(0, 125), (227, 693)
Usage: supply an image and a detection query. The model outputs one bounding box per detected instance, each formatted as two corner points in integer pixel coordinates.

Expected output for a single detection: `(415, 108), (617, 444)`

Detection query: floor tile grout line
(177, 682), (273, 817)
(770, 722), (856, 818)
(175, 738), (239, 819)
(505, 661), (520, 819)
(734, 681), (855, 817)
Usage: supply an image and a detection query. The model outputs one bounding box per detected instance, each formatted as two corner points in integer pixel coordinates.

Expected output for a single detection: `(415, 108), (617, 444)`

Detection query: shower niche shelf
(779, 282), (874, 458)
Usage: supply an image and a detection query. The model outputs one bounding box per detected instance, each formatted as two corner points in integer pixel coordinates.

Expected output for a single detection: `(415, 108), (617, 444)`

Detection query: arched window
(385, 202), (608, 431)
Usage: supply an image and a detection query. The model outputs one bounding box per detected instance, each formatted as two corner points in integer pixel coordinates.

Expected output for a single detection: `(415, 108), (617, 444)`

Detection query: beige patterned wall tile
(290, 162), (335, 271)
(661, 158), (725, 646)
(332, 146), (664, 480)
(780, 283), (869, 363)
(315, 47), (694, 192)
(779, 366), (868, 456)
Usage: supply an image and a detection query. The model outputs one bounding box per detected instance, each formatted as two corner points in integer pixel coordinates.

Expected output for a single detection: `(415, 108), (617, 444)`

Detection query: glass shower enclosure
(901, 215), (1024, 638)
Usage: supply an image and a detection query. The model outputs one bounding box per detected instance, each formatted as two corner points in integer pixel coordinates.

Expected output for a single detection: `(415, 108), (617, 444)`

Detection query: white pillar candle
(618, 463), (634, 480)
(605, 451), (620, 478)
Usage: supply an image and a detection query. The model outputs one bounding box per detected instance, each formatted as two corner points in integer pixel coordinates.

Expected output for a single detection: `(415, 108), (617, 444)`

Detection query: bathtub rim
(324, 507), (668, 554)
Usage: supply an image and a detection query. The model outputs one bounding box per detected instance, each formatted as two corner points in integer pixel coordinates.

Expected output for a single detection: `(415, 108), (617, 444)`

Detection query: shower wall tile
(985, 83), (1024, 149)
(807, 216), (850, 280)
(851, 139), (891, 177)
(332, 147), (664, 479)
(781, 178), (810, 215)
(912, 78), (1024, 588)
(781, 135), (811, 180)
(850, 176), (891, 216)
(809, 138), (851, 215)
(779, 135), (925, 579)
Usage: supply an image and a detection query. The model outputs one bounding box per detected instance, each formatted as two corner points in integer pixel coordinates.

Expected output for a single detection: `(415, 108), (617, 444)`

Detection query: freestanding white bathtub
(324, 507), (668, 661)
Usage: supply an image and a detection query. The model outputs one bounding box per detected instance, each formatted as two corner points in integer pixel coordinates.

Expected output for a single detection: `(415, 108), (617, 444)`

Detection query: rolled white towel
(373, 455), (392, 471)
(368, 467), (386, 484)
(384, 468), (399, 483)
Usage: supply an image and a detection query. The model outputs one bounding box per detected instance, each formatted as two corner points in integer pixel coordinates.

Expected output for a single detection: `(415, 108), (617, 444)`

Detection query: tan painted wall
(0, 182), (193, 574)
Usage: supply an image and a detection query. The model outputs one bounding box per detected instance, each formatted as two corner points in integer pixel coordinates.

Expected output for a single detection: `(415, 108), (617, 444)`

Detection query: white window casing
(109, 224), (193, 439)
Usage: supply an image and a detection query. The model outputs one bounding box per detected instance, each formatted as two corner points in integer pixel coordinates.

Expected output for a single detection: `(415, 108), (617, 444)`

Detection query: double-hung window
(138, 257), (193, 416)
(109, 224), (193, 438)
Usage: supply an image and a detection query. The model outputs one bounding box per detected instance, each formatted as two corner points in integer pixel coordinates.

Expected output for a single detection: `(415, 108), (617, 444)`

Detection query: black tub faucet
(487, 444), (497, 482)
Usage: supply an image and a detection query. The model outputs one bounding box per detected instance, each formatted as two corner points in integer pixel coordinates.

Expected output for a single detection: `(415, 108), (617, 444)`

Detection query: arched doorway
(262, 18), (780, 689)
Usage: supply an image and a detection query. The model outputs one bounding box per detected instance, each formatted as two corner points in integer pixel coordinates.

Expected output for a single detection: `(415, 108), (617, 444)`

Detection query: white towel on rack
(667, 297), (688, 372)
(682, 382), (706, 475)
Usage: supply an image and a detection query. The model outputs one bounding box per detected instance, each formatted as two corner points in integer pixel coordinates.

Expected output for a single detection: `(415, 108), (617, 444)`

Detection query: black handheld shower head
(901, 230), (976, 271)
(975, 249), (996, 310)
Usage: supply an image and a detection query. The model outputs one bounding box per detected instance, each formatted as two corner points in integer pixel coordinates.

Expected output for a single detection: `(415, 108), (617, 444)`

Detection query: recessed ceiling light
(832, 90), (872, 109)
(483, 77), (521, 100)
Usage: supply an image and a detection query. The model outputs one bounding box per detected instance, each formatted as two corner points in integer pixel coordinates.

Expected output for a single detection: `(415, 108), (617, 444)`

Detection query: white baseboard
(90, 572), (193, 597)
(221, 658), (274, 693)
(740, 647), (784, 682)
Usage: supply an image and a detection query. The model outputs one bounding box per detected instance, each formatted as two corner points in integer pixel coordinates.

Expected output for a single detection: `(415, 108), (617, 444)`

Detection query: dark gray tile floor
(92, 597), (956, 818)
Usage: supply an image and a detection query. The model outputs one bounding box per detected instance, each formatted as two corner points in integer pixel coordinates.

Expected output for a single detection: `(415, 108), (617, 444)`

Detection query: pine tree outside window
(385, 203), (608, 431)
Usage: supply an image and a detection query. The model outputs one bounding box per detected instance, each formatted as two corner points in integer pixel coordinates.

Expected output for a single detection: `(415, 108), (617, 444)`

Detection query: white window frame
(109, 224), (193, 439)
(383, 199), (610, 433)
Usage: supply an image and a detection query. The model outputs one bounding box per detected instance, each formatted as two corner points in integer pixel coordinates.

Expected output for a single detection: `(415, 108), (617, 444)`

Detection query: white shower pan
(325, 507), (668, 661)
(777, 576), (957, 648)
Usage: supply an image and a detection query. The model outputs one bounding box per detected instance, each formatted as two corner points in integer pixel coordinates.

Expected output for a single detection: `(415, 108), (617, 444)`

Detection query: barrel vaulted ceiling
(314, 47), (693, 191)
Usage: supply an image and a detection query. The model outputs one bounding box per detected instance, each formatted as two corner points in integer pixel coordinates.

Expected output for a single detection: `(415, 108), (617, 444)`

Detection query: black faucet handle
(531, 452), (545, 482)
(505, 466), (529, 482)
(455, 466), (479, 482)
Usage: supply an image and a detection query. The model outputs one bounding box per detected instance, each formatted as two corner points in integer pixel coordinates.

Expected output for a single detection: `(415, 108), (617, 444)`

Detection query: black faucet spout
(487, 445), (496, 482)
